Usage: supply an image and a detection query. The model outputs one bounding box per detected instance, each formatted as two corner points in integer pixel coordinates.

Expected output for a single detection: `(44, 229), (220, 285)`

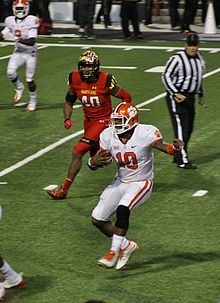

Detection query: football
(0, 283), (5, 300)
(97, 149), (112, 158)
(96, 149), (113, 167)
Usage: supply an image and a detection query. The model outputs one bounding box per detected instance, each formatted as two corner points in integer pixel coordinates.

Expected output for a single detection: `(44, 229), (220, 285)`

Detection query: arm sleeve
(99, 130), (110, 151)
(148, 126), (163, 146)
(106, 74), (132, 102)
(27, 16), (39, 38)
(114, 87), (132, 103)
(162, 55), (179, 95)
(65, 90), (77, 104)
(1, 27), (10, 36)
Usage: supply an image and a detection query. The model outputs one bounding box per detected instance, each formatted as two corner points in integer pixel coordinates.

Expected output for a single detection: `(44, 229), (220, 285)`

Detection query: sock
(0, 260), (20, 283)
(62, 178), (73, 190)
(120, 237), (129, 250)
(13, 79), (23, 90)
(29, 91), (37, 103)
(111, 234), (124, 255)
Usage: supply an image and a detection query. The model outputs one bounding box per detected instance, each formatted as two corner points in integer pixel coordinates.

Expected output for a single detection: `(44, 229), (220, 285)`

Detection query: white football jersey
(1, 15), (39, 53)
(100, 124), (162, 182)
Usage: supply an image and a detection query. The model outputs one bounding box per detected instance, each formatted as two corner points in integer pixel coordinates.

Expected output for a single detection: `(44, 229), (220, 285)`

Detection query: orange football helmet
(13, 0), (29, 19)
(111, 103), (139, 134)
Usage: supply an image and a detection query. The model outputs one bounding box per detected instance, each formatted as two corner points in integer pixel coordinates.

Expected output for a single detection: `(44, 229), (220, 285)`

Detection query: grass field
(0, 37), (220, 303)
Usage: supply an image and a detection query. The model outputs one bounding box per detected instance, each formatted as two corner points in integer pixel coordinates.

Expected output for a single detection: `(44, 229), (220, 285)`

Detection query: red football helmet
(78, 50), (100, 83)
(13, 0), (29, 19)
(111, 103), (139, 134)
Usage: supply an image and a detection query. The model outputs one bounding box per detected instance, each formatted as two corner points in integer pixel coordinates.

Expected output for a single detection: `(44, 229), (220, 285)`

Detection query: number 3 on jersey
(116, 152), (138, 169)
(81, 95), (101, 107)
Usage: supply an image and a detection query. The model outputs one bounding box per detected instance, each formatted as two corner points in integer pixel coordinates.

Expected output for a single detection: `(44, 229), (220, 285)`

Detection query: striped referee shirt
(162, 50), (205, 97)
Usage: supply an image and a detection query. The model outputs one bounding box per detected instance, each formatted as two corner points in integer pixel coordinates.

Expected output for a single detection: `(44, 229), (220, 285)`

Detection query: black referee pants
(166, 93), (195, 165)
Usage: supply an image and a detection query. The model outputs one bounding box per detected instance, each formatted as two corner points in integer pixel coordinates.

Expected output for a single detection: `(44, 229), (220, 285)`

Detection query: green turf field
(0, 38), (220, 303)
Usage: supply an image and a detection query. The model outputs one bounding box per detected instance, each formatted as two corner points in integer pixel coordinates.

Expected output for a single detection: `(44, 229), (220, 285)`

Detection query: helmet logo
(127, 106), (138, 118)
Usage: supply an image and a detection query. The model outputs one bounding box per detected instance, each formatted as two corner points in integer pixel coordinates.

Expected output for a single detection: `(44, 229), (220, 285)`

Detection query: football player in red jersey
(47, 50), (132, 200)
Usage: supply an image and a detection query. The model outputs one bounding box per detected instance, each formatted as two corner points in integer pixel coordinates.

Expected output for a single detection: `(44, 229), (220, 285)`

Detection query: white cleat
(14, 83), (25, 104)
(98, 250), (118, 268)
(3, 273), (26, 289)
(116, 240), (138, 270)
(25, 100), (37, 112)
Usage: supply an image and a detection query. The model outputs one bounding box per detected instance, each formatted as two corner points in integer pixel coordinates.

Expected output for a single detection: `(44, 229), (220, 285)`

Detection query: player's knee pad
(27, 81), (36, 92)
(7, 68), (17, 81)
(115, 205), (130, 230)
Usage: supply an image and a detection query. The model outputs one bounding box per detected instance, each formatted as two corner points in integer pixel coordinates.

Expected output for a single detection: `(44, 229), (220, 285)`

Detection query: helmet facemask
(13, 0), (29, 19)
(78, 51), (100, 83)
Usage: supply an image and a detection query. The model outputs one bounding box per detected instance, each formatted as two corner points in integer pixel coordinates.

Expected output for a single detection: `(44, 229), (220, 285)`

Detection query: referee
(162, 33), (206, 169)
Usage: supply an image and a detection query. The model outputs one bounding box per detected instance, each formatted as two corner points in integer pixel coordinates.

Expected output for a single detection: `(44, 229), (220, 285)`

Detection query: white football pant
(92, 178), (153, 221)
(7, 52), (37, 82)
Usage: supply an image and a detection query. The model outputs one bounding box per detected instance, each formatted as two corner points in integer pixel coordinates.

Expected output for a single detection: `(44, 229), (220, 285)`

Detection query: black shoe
(177, 162), (197, 169)
(135, 34), (143, 39)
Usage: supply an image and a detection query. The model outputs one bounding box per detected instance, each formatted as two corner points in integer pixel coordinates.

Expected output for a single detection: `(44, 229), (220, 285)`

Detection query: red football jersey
(68, 70), (117, 121)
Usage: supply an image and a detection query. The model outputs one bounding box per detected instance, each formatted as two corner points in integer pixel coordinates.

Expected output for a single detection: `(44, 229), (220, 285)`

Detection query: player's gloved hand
(64, 119), (74, 129)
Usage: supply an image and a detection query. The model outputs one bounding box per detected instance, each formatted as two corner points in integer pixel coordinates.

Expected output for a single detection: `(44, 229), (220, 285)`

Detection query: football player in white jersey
(0, 205), (26, 300)
(88, 102), (184, 270)
(0, 0), (39, 112)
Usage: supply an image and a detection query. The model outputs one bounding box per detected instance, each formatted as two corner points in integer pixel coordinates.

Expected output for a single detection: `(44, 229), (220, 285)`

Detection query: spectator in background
(120, 0), (143, 39)
(169, 0), (181, 29)
(29, 0), (53, 35)
(144, 0), (153, 26)
(0, 0), (6, 22)
(78, 0), (96, 39)
(180, 0), (198, 33)
(213, 0), (220, 28)
(96, 0), (112, 28)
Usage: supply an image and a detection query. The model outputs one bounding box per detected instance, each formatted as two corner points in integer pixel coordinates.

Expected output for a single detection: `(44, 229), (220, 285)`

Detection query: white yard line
(0, 54), (11, 60)
(0, 130), (83, 177)
(0, 45), (48, 60)
(1, 42), (220, 52)
(0, 44), (220, 178)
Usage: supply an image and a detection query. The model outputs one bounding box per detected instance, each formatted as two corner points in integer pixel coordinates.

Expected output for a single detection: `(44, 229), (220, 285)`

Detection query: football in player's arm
(87, 102), (184, 270)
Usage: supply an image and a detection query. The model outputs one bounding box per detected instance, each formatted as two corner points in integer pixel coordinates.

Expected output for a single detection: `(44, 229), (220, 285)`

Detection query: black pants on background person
(181, 0), (198, 33)
(169, 0), (181, 29)
(166, 93), (195, 166)
(96, 0), (112, 27)
(120, 0), (142, 39)
(78, 0), (96, 37)
(144, 0), (153, 25)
